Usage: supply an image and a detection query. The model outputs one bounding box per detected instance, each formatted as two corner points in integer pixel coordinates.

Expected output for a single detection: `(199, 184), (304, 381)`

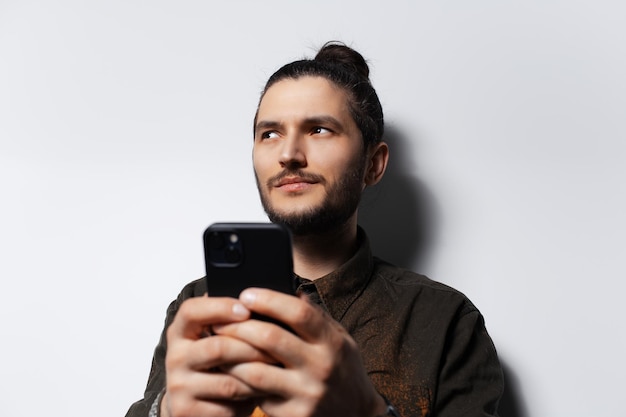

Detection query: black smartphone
(203, 222), (296, 298)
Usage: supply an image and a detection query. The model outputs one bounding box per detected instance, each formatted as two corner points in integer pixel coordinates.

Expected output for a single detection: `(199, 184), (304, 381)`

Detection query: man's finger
(167, 296), (250, 339)
(238, 288), (337, 341)
(186, 335), (276, 370)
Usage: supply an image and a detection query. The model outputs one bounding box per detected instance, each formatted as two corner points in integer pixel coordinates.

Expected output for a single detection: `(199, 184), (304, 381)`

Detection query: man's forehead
(257, 76), (351, 119)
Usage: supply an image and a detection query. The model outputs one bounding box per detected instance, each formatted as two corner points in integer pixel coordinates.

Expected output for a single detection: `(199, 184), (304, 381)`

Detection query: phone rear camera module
(208, 231), (243, 266)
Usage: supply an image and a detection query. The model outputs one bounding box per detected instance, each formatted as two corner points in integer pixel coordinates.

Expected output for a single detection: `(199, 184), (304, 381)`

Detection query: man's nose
(279, 133), (307, 168)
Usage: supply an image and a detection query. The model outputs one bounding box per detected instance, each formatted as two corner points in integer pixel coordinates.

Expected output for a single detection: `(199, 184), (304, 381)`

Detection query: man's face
(253, 76), (367, 236)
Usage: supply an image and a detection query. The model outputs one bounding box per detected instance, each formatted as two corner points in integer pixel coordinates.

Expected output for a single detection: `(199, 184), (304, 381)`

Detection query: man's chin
(263, 199), (322, 220)
(264, 208), (319, 234)
(266, 206), (355, 237)
(266, 210), (318, 227)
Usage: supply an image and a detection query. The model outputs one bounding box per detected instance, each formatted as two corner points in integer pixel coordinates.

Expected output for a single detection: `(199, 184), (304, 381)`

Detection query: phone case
(203, 222), (295, 298)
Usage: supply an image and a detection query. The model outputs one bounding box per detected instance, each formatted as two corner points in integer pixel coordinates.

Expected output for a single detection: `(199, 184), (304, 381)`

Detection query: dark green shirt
(127, 229), (503, 416)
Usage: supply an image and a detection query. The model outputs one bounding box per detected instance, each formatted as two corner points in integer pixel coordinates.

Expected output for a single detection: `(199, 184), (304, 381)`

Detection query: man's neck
(291, 216), (359, 280)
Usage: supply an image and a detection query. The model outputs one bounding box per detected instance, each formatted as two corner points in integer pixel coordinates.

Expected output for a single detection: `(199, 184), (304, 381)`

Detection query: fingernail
(232, 302), (248, 317)
(239, 289), (257, 306)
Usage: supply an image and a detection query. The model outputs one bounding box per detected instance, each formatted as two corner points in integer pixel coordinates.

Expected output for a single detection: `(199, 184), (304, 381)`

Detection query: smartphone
(203, 222), (295, 299)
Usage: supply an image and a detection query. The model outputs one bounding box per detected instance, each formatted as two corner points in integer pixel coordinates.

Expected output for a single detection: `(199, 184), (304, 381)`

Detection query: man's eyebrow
(255, 116), (344, 131)
(255, 120), (281, 133)
(303, 115), (344, 130)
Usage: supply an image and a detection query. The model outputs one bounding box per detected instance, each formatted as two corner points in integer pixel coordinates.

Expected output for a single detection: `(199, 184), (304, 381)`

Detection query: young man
(126, 42), (504, 417)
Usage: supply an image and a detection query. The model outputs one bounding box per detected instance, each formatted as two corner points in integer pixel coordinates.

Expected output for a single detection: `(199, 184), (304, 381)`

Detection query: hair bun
(314, 41), (370, 80)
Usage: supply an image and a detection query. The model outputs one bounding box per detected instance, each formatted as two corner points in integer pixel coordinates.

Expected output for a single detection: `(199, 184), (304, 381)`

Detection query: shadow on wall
(358, 124), (438, 273)
(358, 124), (528, 417)
(499, 362), (529, 417)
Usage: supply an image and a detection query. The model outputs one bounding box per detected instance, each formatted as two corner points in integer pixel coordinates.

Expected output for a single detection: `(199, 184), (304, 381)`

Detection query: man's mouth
(276, 176), (315, 186)
(268, 171), (325, 190)
(275, 176), (318, 192)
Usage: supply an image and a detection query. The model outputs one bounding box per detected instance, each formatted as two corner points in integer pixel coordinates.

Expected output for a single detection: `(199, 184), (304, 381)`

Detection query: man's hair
(254, 41), (384, 147)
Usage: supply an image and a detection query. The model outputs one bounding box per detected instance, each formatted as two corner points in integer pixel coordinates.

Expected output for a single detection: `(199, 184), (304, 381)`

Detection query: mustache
(266, 169), (326, 188)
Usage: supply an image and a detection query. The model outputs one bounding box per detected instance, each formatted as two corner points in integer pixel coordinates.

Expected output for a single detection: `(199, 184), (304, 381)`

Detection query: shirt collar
(296, 227), (374, 321)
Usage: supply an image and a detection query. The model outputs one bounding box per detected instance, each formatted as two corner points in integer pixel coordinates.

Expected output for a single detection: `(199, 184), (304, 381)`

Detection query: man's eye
(261, 131), (279, 139)
(312, 127), (331, 135)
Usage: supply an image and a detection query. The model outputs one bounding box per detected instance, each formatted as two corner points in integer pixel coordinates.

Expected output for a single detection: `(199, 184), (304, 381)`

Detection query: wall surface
(1, 1), (624, 416)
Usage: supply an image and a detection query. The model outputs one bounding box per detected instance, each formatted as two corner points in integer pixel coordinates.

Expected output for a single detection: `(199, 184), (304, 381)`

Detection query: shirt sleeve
(435, 308), (504, 417)
(124, 297), (179, 417)
(125, 279), (205, 417)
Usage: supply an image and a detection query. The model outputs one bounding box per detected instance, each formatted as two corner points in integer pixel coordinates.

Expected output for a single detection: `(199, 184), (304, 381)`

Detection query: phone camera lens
(209, 232), (225, 250)
(224, 247), (241, 263)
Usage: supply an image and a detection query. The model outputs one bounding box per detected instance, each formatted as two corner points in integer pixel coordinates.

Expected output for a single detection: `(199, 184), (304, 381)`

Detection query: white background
(1, 1), (624, 416)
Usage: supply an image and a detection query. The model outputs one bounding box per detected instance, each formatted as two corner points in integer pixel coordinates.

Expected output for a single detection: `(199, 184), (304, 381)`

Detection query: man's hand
(162, 295), (272, 417)
(212, 288), (388, 417)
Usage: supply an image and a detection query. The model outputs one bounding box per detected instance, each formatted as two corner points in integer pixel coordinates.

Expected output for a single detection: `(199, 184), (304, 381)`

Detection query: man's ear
(364, 141), (389, 186)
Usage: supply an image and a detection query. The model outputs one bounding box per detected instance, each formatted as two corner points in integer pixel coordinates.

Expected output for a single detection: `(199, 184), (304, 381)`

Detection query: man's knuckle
(206, 336), (225, 358)
(173, 401), (195, 417)
(165, 347), (186, 369)
(291, 302), (315, 325)
(256, 326), (278, 346)
(176, 301), (196, 322)
(166, 372), (188, 393)
(216, 376), (240, 398)
(247, 368), (268, 387)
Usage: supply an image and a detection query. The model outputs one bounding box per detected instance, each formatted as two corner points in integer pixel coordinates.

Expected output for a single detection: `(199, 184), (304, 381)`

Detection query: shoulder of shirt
(371, 256), (479, 316)
(170, 277), (207, 308)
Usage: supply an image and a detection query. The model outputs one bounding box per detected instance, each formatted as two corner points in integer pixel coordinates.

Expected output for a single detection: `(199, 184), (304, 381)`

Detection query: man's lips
(275, 176), (317, 187)
(267, 171), (325, 189)
(274, 176), (318, 192)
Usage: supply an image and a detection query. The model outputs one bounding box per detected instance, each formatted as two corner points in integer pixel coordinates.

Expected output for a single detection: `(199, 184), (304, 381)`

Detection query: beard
(256, 155), (366, 237)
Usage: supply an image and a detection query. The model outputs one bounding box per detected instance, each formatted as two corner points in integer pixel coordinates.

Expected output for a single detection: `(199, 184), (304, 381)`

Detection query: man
(126, 42), (504, 417)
